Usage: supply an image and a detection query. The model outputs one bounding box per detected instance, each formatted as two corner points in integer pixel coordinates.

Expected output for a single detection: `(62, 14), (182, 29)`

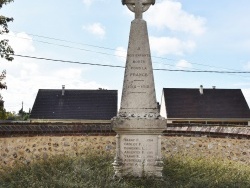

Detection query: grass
(0, 154), (250, 188)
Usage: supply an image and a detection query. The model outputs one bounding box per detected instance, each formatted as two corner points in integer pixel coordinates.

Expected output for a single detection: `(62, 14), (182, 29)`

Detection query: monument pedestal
(112, 118), (165, 177)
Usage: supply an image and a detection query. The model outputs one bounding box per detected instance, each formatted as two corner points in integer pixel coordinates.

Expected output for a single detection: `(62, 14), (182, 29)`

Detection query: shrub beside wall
(0, 136), (249, 168)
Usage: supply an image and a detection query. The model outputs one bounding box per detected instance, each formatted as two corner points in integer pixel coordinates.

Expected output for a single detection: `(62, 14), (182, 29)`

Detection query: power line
(11, 32), (176, 61)
(12, 54), (124, 68)
(5, 32), (246, 72)
(4, 34), (125, 59)
(22, 33), (176, 61)
(23, 32), (120, 52)
(153, 68), (250, 73)
(9, 53), (250, 74)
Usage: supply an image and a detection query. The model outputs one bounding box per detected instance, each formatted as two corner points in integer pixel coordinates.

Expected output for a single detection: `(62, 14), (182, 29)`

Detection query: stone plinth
(112, 118), (165, 177)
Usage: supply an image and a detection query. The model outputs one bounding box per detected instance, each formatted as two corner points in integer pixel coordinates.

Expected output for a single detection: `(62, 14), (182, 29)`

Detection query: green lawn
(1, 154), (249, 188)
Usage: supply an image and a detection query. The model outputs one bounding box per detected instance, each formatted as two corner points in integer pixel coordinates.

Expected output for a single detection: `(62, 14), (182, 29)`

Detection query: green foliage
(0, 39), (14, 61)
(5, 111), (17, 120)
(21, 113), (30, 120)
(0, 0), (14, 104)
(0, 0), (14, 8)
(18, 108), (30, 120)
(0, 110), (13, 120)
(0, 110), (30, 120)
(0, 70), (7, 89)
(0, 0), (14, 61)
(0, 154), (249, 188)
(0, 106), (6, 119)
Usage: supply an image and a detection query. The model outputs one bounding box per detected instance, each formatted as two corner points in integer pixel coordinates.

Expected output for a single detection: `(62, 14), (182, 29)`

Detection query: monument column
(112, 0), (165, 178)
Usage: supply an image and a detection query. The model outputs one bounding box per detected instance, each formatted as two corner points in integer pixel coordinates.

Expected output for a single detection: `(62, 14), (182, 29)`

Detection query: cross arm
(122, 0), (155, 6)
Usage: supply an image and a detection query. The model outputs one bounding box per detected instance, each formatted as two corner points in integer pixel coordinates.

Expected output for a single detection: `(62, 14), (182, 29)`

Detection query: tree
(0, 0), (14, 61)
(0, 69), (7, 89)
(0, 105), (6, 119)
(0, 0), (14, 119)
(0, 70), (6, 119)
(18, 107), (30, 120)
(5, 111), (16, 120)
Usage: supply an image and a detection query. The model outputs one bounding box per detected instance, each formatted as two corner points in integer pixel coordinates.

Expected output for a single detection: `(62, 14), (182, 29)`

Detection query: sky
(1, 0), (250, 113)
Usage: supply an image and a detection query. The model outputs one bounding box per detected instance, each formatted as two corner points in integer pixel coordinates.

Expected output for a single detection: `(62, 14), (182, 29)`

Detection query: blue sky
(1, 0), (250, 112)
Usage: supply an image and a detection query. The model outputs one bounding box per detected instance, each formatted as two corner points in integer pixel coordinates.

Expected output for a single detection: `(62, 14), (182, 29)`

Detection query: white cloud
(243, 61), (250, 71)
(82, 0), (94, 6)
(82, 0), (109, 7)
(149, 36), (196, 56)
(54, 68), (83, 79)
(175, 59), (192, 69)
(0, 31), (108, 113)
(242, 89), (250, 107)
(0, 32), (35, 54)
(114, 46), (127, 62)
(234, 82), (250, 87)
(82, 23), (106, 38)
(146, 0), (206, 35)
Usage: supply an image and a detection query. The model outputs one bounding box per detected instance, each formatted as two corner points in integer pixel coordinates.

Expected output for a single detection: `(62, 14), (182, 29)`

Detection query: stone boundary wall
(0, 123), (250, 139)
(0, 123), (114, 137)
(0, 136), (249, 169)
(165, 125), (250, 139)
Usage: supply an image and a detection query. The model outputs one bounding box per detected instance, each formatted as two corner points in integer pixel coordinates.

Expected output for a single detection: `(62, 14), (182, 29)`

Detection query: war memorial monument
(112, 0), (166, 177)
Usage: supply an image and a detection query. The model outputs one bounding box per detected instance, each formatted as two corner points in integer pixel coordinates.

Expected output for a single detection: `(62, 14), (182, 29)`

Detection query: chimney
(62, 85), (65, 96)
(199, 85), (203, 95)
(212, 86), (216, 89)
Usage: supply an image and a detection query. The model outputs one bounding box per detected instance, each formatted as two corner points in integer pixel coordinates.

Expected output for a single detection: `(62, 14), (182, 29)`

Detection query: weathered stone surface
(112, 118), (165, 177)
(112, 119), (165, 130)
(1, 136), (250, 168)
(117, 134), (163, 177)
(119, 19), (158, 117)
(112, 0), (165, 178)
(112, 121), (165, 177)
(122, 0), (155, 19)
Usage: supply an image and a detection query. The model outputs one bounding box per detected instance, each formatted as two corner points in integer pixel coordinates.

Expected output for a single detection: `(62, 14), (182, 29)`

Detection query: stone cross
(122, 0), (155, 19)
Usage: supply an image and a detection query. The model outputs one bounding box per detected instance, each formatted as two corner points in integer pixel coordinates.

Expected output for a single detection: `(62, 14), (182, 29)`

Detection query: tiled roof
(162, 88), (250, 119)
(30, 89), (117, 120)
